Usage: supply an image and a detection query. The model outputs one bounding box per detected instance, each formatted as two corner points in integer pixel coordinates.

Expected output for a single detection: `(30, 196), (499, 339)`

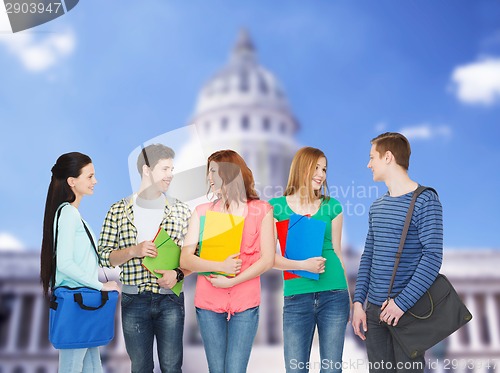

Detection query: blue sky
(0, 0), (499, 251)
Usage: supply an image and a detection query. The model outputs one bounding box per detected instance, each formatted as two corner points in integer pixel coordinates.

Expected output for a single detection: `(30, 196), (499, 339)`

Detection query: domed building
(187, 29), (299, 197)
(1, 30), (499, 373)
(173, 30), (301, 352)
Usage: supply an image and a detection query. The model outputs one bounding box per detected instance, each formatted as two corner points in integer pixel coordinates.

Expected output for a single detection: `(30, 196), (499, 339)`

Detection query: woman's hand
(300, 257), (326, 273)
(220, 253), (242, 275)
(207, 274), (234, 288)
(102, 281), (121, 293)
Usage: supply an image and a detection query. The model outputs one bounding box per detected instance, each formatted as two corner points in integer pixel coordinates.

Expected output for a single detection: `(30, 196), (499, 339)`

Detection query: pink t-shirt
(194, 199), (272, 316)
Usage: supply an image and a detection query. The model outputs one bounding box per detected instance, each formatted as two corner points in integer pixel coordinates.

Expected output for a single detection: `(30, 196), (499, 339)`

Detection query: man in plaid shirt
(98, 144), (191, 373)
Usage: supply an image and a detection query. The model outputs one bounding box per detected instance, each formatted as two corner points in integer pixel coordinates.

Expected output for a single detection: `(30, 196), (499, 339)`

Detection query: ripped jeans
(121, 292), (185, 373)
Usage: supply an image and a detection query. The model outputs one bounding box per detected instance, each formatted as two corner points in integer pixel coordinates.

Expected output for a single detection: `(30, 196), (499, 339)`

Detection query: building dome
(195, 30), (292, 115)
(191, 29), (299, 142)
(174, 29), (299, 202)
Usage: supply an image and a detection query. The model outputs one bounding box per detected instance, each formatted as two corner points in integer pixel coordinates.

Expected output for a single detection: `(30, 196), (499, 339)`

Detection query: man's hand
(301, 257), (326, 274)
(379, 298), (404, 326)
(220, 254), (242, 275)
(132, 241), (157, 258)
(352, 302), (367, 341)
(156, 270), (178, 289)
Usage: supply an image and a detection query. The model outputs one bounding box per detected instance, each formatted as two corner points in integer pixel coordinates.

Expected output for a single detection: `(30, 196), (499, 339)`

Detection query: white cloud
(451, 58), (500, 106)
(0, 29), (75, 72)
(0, 232), (25, 251)
(374, 122), (387, 132)
(399, 124), (452, 141)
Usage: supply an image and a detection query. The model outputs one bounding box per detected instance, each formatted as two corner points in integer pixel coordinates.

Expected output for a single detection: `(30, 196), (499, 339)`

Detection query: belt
(121, 284), (178, 295)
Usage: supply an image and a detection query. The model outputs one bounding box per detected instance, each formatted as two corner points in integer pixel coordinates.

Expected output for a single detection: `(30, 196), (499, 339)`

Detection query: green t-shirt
(269, 196), (347, 296)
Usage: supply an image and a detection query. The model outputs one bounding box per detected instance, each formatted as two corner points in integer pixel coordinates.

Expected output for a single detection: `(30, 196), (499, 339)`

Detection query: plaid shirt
(98, 194), (191, 294)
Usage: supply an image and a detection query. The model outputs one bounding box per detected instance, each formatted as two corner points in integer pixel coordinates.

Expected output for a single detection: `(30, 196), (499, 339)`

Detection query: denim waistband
(121, 284), (177, 295)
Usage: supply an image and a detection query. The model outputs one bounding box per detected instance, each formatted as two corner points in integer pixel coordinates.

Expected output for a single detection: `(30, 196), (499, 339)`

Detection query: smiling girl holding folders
(40, 152), (120, 373)
(269, 147), (350, 373)
(180, 149), (275, 373)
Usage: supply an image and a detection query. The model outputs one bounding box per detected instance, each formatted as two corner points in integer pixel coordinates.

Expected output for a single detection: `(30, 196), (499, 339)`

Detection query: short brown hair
(371, 132), (411, 170)
(137, 144), (175, 176)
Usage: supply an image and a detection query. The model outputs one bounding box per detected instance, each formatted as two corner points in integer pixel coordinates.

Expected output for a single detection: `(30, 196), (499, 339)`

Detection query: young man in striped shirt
(352, 133), (443, 372)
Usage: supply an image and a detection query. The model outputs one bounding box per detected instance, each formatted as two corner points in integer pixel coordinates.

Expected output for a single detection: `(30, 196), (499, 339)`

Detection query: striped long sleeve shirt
(353, 188), (443, 312)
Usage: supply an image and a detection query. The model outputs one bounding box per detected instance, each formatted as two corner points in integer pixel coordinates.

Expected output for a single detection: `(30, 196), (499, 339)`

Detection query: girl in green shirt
(269, 147), (350, 373)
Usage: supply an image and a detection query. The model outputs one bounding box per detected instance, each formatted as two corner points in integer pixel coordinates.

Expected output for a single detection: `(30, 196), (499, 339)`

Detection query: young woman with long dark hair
(40, 152), (119, 373)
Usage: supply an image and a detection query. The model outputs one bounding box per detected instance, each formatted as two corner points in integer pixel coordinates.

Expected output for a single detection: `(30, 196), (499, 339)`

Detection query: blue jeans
(196, 306), (259, 373)
(365, 302), (425, 373)
(283, 290), (350, 373)
(121, 292), (185, 373)
(59, 347), (102, 373)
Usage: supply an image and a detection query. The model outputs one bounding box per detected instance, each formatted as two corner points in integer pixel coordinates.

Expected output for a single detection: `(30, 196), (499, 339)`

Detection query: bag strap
(51, 204), (65, 293)
(386, 186), (437, 299)
(81, 219), (109, 282)
(74, 290), (109, 310)
(51, 203), (108, 294)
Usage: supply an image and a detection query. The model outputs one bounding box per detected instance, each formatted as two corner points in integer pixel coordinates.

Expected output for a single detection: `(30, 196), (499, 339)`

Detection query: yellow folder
(200, 210), (245, 276)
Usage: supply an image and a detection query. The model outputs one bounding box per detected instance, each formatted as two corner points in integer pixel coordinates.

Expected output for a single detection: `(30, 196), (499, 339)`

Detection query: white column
(464, 294), (483, 352)
(448, 330), (462, 353)
(448, 288), (466, 353)
(6, 294), (23, 352)
(28, 294), (44, 352)
(485, 294), (500, 349)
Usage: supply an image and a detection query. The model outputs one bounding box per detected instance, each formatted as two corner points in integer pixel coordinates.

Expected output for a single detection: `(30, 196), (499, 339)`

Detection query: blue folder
(284, 214), (327, 280)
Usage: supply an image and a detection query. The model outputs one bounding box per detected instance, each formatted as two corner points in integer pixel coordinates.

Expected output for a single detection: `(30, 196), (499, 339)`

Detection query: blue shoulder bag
(49, 205), (119, 349)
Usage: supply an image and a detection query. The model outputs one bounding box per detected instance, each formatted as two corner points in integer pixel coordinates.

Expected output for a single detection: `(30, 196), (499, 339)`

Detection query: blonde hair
(284, 147), (330, 204)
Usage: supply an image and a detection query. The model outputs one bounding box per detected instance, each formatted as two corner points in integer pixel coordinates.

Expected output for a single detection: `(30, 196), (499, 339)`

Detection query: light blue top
(54, 203), (102, 290)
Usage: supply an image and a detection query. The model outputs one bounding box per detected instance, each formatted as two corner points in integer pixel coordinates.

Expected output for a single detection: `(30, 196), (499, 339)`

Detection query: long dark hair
(40, 152), (92, 298)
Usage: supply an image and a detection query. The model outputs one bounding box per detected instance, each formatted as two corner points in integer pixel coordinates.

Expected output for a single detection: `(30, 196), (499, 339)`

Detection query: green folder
(142, 228), (183, 296)
(198, 216), (211, 276)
